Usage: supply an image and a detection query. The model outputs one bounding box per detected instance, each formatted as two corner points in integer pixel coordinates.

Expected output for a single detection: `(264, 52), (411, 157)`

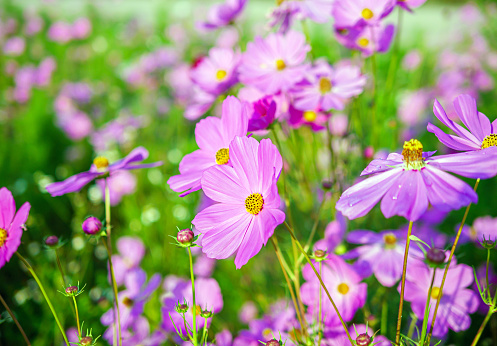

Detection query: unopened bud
(82, 216), (102, 235)
(65, 286), (78, 295)
(80, 336), (93, 345)
(177, 229), (194, 245)
(426, 247), (445, 265)
(45, 236), (59, 247)
(355, 333), (372, 346)
(321, 180), (333, 190)
(266, 340), (280, 346)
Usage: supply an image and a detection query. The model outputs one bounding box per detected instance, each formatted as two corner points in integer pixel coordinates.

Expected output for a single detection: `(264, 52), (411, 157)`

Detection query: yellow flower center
(337, 283), (349, 295)
(275, 59), (286, 71)
(431, 287), (442, 300)
(0, 228), (7, 248)
(215, 148), (230, 165)
(383, 233), (397, 248)
(276, 0), (284, 5)
(402, 139), (425, 170)
(481, 134), (497, 149)
(358, 38), (369, 47)
(303, 110), (317, 122)
(191, 305), (202, 316)
(216, 69), (227, 81)
(362, 8), (374, 20)
(122, 296), (134, 307)
(319, 77), (332, 93)
(245, 193), (264, 215)
(262, 328), (273, 339)
(93, 156), (109, 170)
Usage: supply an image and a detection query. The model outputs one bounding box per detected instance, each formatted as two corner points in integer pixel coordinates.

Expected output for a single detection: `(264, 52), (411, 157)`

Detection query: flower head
(111, 237), (146, 286)
(82, 216), (102, 235)
(0, 187), (30, 269)
(335, 23), (395, 57)
(197, 0), (247, 31)
(192, 136), (285, 268)
(46, 147), (162, 197)
(332, 0), (395, 28)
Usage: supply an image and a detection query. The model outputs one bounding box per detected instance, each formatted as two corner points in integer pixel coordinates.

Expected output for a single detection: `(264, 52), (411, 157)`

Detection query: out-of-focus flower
(191, 47), (240, 95)
(239, 301), (258, 324)
(46, 147), (162, 196)
(247, 96), (277, 132)
(428, 94), (497, 152)
(48, 21), (73, 43)
(398, 90), (430, 127)
(314, 213), (346, 253)
(192, 136), (285, 268)
(269, 0), (333, 32)
(402, 257), (478, 337)
(71, 18), (92, 39)
(112, 237), (146, 286)
(3, 37), (25, 56)
(24, 13), (43, 36)
(58, 110), (94, 140)
(336, 139), (497, 221)
(301, 254), (367, 326)
(329, 113), (348, 137)
(0, 188), (30, 269)
(193, 253), (217, 277)
(460, 216), (497, 245)
(197, 0), (247, 31)
(239, 31), (310, 94)
(332, 0), (395, 28)
(168, 96), (249, 196)
(96, 171), (137, 206)
(288, 105), (329, 131)
(402, 50), (422, 70)
(292, 60), (366, 111)
(335, 23), (395, 57)
(82, 216), (102, 235)
(91, 115), (145, 152)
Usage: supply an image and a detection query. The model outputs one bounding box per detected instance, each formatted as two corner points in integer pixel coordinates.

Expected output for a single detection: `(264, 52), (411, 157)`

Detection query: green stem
(102, 240), (121, 346)
(407, 315), (418, 340)
(381, 295), (388, 337)
(271, 237), (305, 343)
(0, 293), (31, 345)
(188, 247), (198, 346)
(419, 268), (437, 345)
(72, 296), (81, 338)
(427, 178), (480, 345)
(283, 222), (353, 344)
(55, 250), (67, 287)
(317, 261), (323, 346)
(200, 317), (208, 345)
(395, 220), (414, 345)
(15, 252), (69, 345)
(486, 249), (491, 302)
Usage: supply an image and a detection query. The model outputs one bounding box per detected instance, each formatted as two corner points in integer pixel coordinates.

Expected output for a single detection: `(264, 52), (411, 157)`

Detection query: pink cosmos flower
(46, 147), (162, 196)
(402, 50), (422, 70)
(197, 0), (247, 31)
(301, 254), (367, 326)
(313, 213), (346, 253)
(336, 139), (497, 221)
(460, 215), (497, 245)
(3, 36), (25, 56)
(292, 60), (366, 111)
(428, 94), (497, 152)
(239, 31), (310, 94)
(0, 188), (30, 269)
(191, 47), (240, 95)
(111, 236), (146, 286)
(96, 170), (137, 206)
(288, 105), (330, 131)
(335, 23), (395, 57)
(192, 136), (285, 268)
(168, 96), (249, 196)
(269, 0), (334, 31)
(332, 0), (395, 28)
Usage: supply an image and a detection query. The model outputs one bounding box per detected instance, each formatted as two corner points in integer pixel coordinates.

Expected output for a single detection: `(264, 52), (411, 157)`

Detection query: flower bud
(480, 236), (496, 250)
(355, 333), (372, 346)
(45, 235), (59, 247)
(176, 303), (189, 314)
(426, 247), (445, 265)
(177, 229), (194, 245)
(265, 339), (280, 346)
(314, 250), (326, 258)
(322, 180), (333, 190)
(82, 216), (102, 235)
(65, 286), (78, 295)
(80, 336), (93, 345)
(363, 146), (374, 159)
(200, 309), (213, 318)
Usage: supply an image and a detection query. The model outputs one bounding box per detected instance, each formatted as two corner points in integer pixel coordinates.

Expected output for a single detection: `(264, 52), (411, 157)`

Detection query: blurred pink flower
(3, 37), (25, 56)
(97, 170), (137, 206)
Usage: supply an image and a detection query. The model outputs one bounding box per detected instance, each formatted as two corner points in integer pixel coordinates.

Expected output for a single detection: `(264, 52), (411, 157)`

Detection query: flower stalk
(188, 247), (199, 346)
(0, 293), (31, 345)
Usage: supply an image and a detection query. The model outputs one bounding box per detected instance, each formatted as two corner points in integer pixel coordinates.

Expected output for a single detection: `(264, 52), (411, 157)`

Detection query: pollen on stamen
(361, 8), (374, 20)
(303, 110), (317, 122)
(0, 228), (7, 248)
(216, 69), (227, 81)
(93, 156), (109, 169)
(275, 59), (286, 71)
(215, 148), (230, 165)
(358, 38), (369, 47)
(383, 233), (397, 247)
(481, 134), (497, 149)
(402, 139), (424, 170)
(337, 282), (349, 295)
(319, 77), (332, 93)
(245, 193), (264, 215)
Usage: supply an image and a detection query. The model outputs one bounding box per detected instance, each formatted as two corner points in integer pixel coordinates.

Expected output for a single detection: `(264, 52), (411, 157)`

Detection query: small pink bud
(177, 229), (194, 245)
(82, 216), (102, 235)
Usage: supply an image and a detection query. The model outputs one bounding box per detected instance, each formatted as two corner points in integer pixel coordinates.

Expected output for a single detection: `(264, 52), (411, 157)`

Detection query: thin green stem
(395, 220), (414, 345)
(72, 296), (81, 338)
(271, 237), (305, 343)
(102, 240), (121, 346)
(283, 221), (353, 344)
(0, 293), (31, 345)
(427, 178), (480, 345)
(381, 296), (388, 337)
(317, 261), (323, 346)
(200, 317), (208, 345)
(298, 195), (327, 270)
(486, 249), (491, 301)
(407, 316), (418, 341)
(188, 247), (198, 346)
(15, 252), (69, 345)
(419, 268), (437, 345)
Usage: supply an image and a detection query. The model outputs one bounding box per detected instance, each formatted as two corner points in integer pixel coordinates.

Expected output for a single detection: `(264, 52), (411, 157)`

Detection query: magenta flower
(335, 23), (395, 57)
(0, 188), (30, 269)
(168, 96), (249, 196)
(301, 254), (367, 326)
(46, 147), (162, 197)
(191, 47), (240, 95)
(401, 257), (479, 337)
(192, 136), (285, 268)
(332, 0), (395, 28)
(239, 31), (310, 94)
(288, 105), (330, 131)
(292, 60), (366, 111)
(336, 139), (497, 221)
(428, 94), (497, 152)
(247, 96), (277, 132)
(197, 0), (247, 31)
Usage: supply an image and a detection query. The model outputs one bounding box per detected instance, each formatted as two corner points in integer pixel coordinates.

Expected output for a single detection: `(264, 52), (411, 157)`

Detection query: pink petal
(0, 187), (15, 229)
(201, 165), (248, 204)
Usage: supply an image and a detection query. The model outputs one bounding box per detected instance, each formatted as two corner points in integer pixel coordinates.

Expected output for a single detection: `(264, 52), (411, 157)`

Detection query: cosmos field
(1, 0), (497, 345)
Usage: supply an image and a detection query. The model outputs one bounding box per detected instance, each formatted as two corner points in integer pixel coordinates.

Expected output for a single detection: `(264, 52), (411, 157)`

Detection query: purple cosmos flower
(96, 170), (137, 206)
(192, 136), (285, 268)
(184, 86), (217, 120)
(102, 269), (162, 341)
(335, 23), (395, 57)
(398, 90), (430, 127)
(193, 253), (216, 277)
(191, 47), (240, 95)
(397, 0), (427, 12)
(401, 257), (479, 337)
(90, 115), (145, 152)
(239, 31), (310, 94)
(247, 96), (277, 132)
(269, 0), (333, 32)
(332, 0), (395, 28)
(301, 254), (367, 326)
(292, 60), (366, 111)
(428, 94), (497, 152)
(168, 96), (249, 196)
(460, 216), (497, 245)
(197, 0), (247, 31)
(0, 188), (30, 269)
(313, 212), (346, 253)
(239, 301), (258, 324)
(46, 146), (162, 197)
(112, 236), (146, 286)
(117, 316), (166, 346)
(343, 228), (423, 287)
(288, 105), (330, 131)
(336, 139), (497, 221)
